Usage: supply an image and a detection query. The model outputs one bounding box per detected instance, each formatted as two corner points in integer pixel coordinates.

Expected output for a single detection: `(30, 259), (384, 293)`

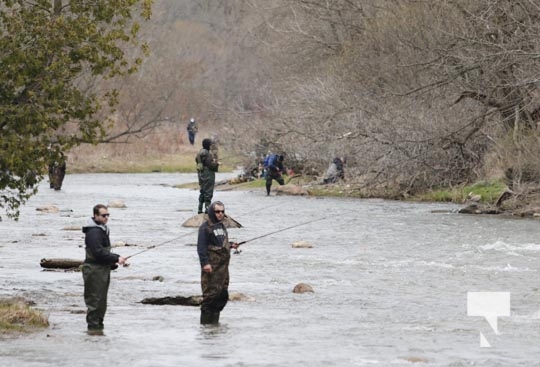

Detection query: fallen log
(140, 295), (202, 306)
(40, 258), (83, 269)
(140, 292), (251, 306)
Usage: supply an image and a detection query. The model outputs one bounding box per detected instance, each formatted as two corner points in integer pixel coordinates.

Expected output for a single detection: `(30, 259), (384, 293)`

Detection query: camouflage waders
(82, 263), (111, 330)
(198, 169), (215, 213)
(200, 246), (230, 324)
(196, 145), (219, 214)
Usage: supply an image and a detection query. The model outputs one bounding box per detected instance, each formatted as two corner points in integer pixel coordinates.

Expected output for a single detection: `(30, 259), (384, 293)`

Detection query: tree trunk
(40, 258), (83, 269)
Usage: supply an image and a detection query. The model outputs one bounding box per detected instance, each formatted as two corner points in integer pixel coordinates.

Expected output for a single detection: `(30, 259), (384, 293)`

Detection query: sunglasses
(214, 210), (225, 214)
(100, 214), (110, 218)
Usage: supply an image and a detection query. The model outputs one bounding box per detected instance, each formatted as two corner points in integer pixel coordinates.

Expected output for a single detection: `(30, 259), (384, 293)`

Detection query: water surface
(1, 173), (540, 366)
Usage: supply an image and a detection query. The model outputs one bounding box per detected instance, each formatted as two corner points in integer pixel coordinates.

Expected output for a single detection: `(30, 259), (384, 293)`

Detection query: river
(1, 173), (540, 366)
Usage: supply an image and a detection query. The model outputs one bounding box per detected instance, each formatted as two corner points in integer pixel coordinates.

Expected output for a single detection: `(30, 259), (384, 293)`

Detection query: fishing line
(236, 214), (331, 247)
(124, 202), (286, 261)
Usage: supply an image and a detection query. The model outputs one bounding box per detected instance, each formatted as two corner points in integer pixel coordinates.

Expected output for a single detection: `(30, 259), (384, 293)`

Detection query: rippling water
(1, 173), (540, 366)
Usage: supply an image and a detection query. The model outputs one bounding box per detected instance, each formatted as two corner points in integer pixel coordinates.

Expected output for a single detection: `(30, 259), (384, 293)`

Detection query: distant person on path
(263, 153), (285, 196)
(48, 152), (67, 190)
(82, 204), (127, 335)
(197, 201), (239, 324)
(196, 138), (219, 213)
(323, 157), (345, 184)
(187, 118), (198, 145)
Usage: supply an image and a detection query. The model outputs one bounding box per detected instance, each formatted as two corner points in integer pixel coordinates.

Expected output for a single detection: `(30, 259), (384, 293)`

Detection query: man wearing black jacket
(82, 204), (127, 334)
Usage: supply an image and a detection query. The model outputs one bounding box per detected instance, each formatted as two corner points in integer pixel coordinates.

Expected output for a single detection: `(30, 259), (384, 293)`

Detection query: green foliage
(416, 190), (460, 203)
(0, 0), (153, 219)
(417, 181), (507, 204)
(462, 181), (507, 203)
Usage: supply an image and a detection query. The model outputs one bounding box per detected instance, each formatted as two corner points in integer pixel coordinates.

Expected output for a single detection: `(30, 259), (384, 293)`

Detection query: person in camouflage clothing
(82, 204), (127, 334)
(197, 201), (239, 324)
(195, 138), (219, 214)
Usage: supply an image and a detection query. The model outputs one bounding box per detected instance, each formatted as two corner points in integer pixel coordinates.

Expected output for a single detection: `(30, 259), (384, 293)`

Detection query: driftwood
(40, 258), (83, 269)
(140, 292), (252, 305)
(140, 295), (202, 306)
(181, 214), (242, 228)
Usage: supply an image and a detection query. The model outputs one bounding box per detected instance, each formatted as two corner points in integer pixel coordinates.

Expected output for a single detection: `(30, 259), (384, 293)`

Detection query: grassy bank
(414, 180), (507, 204)
(65, 135), (507, 206)
(0, 298), (49, 333)
(67, 147), (236, 174)
(69, 152), (201, 173)
(278, 177), (507, 204)
(66, 126), (238, 174)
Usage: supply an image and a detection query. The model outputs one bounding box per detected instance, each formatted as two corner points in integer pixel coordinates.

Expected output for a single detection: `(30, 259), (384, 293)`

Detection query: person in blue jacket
(263, 153), (285, 196)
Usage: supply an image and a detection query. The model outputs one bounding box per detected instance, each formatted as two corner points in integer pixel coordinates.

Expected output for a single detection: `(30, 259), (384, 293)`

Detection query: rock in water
(182, 214), (242, 228)
(293, 283), (314, 293)
(291, 241), (313, 248)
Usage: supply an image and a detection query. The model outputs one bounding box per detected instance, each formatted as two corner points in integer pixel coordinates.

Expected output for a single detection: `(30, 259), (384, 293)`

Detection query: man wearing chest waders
(82, 204), (127, 335)
(197, 201), (239, 324)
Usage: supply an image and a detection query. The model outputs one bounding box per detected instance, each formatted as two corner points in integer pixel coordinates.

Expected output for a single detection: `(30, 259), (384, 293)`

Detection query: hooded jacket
(195, 138), (219, 173)
(82, 218), (120, 265)
(197, 202), (230, 266)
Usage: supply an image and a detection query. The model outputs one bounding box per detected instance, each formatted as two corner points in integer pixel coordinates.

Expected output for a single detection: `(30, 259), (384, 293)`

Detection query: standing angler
(195, 138), (219, 214)
(197, 201), (239, 324)
(82, 204), (127, 335)
(187, 117), (198, 145)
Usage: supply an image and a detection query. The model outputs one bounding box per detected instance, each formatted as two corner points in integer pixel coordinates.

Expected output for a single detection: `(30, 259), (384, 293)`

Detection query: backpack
(263, 154), (276, 168)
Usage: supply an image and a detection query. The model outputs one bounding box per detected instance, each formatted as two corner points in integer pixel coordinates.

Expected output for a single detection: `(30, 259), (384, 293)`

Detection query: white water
(1, 173), (540, 366)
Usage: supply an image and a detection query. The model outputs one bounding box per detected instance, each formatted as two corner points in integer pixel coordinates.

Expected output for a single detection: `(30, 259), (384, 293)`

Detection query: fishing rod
(236, 215), (330, 247)
(124, 231), (196, 260)
(124, 202), (284, 261)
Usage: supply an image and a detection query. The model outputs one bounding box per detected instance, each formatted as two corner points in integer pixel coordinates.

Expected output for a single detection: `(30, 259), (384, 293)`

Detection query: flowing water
(1, 173), (540, 366)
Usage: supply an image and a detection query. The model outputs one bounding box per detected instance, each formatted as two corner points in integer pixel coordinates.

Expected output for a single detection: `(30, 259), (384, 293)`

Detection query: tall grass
(67, 126), (235, 173)
(0, 298), (49, 333)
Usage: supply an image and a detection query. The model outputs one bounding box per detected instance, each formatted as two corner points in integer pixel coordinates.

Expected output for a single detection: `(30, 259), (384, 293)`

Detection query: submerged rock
(36, 205), (59, 213)
(229, 292), (255, 302)
(108, 199), (126, 208)
(291, 241), (313, 248)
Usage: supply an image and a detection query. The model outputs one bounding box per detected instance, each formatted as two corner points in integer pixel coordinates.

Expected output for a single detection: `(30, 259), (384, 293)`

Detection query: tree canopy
(0, 0), (152, 219)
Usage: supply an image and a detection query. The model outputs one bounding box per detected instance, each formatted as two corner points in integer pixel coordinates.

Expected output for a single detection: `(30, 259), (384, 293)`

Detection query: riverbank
(66, 145), (540, 218)
(2, 172), (540, 366)
(209, 175), (540, 218)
